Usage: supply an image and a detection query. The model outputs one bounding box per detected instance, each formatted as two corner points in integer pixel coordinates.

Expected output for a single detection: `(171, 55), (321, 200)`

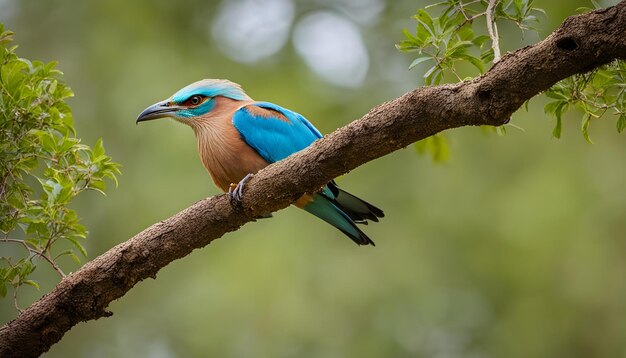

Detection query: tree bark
(2, 2), (626, 356)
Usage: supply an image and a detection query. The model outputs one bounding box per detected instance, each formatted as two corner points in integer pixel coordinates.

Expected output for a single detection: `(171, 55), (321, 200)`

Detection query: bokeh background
(1, 0), (625, 357)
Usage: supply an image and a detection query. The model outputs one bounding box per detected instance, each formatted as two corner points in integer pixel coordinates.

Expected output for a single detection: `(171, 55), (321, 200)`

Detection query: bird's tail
(301, 193), (376, 246)
(331, 188), (384, 224)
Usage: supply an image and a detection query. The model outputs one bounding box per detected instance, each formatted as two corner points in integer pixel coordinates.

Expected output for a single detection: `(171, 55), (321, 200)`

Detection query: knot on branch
(477, 89), (492, 101)
(474, 86), (512, 126)
(556, 37), (578, 51)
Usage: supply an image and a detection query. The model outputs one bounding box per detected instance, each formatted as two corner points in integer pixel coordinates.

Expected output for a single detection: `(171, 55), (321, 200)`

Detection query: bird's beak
(136, 100), (181, 124)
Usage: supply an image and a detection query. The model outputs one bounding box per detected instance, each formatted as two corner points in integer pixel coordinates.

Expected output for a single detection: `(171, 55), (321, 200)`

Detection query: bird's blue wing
(232, 101), (322, 163)
(234, 102), (382, 245)
(233, 102), (338, 199)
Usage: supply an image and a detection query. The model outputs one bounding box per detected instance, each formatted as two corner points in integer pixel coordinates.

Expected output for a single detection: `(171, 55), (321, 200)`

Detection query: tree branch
(2, 2), (626, 356)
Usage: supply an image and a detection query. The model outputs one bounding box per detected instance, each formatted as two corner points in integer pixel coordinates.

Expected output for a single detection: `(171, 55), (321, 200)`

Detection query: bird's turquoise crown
(136, 79), (249, 122)
(172, 79), (248, 103)
(171, 79), (249, 118)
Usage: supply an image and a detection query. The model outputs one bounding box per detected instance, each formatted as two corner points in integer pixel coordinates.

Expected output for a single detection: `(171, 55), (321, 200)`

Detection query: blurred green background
(2, 0), (626, 357)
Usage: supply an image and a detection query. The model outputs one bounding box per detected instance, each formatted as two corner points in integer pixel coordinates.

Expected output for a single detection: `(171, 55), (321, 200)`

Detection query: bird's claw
(229, 173), (254, 207)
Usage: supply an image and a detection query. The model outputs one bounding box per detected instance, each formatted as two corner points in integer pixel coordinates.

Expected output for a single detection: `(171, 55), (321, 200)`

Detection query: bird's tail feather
(302, 194), (375, 246)
(331, 188), (384, 224)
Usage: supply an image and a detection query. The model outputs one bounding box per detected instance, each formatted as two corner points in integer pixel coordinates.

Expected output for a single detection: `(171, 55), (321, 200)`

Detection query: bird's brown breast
(191, 98), (268, 192)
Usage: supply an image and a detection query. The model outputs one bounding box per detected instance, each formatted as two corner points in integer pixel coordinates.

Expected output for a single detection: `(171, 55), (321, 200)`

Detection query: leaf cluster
(397, 0), (544, 162)
(396, 0), (544, 86)
(545, 61), (626, 142)
(398, 1), (624, 160)
(0, 25), (120, 309)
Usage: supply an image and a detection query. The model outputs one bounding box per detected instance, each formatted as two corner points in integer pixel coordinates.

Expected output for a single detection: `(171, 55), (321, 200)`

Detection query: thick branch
(2, 3), (626, 357)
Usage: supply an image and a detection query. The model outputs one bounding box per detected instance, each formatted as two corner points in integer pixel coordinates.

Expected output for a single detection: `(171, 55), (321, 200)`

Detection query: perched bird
(137, 79), (383, 245)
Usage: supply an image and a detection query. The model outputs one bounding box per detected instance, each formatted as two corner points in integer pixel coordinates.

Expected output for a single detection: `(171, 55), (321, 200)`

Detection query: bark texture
(2, 3), (626, 356)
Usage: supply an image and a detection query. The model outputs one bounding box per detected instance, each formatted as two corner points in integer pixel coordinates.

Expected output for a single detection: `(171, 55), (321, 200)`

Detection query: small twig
(2, 238), (34, 257)
(13, 286), (23, 313)
(458, 0), (472, 21)
(466, 12), (485, 22)
(450, 67), (463, 82)
(2, 238), (66, 278)
(39, 233), (66, 277)
(487, 0), (501, 62)
(42, 233), (55, 256)
(455, 12), (486, 31)
(459, 0), (482, 10)
(42, 252), (66, 278)
(455, 0), (486, 30)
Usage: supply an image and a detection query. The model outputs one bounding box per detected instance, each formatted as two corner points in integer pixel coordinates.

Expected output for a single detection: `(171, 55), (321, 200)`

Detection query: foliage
(398, 0), (624, 161)
(542, 1), (626, 142)
(415, 133), (450, 163)
(545, 61), (626, 142)
(396, 0), (545, 86)
(397, 0), (545, 162)
(0, 25), (119, 310)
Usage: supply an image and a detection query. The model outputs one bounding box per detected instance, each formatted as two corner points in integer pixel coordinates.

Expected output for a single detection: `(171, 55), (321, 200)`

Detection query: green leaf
(446, 40), (473, 58)
(415, 134), (450, 163)
(65, 236), (88, 257)
(545, 89), (568, 100)
(581, 113), (593, 144)
(432, 134), (449, 162)
(457, 53), (484, 73)
(55, 250), (81, 264)
(545, 100), (568, 139)
(22, 280), (40, 290)
(88, 179), (107, 194)
(472, 35), (491, 48)
(480, 48), (494, 64)
(456, 25), (475, 41)
(424, 65), (440, 82)
(92, 138), (105, 160)
(553, 115), (563, 139)
(617, 114), (626, 133)
(67, 251), (81, 265)
(414, 10), (436, 39)
(0, 283), (6, 298)
(409, 56), (433, 70)
(0, 29), (14, 44)
(19, 261), (36, 277)
(544, 100), (559, 115)
(4, 265), (19, 282)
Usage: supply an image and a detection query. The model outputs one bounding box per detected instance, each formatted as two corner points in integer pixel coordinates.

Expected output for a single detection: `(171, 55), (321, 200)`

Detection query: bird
(136, 79), (383, 245)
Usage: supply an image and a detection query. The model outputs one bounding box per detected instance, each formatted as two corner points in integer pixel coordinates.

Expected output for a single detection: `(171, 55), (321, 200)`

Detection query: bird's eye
(187, 95), (203, 106)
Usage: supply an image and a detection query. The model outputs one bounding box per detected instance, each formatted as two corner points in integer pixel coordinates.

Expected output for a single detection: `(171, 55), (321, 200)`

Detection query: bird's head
(136, 79), (250, 125)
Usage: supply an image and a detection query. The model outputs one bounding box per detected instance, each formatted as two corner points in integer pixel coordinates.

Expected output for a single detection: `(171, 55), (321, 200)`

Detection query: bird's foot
(228, 173), (254, 207)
